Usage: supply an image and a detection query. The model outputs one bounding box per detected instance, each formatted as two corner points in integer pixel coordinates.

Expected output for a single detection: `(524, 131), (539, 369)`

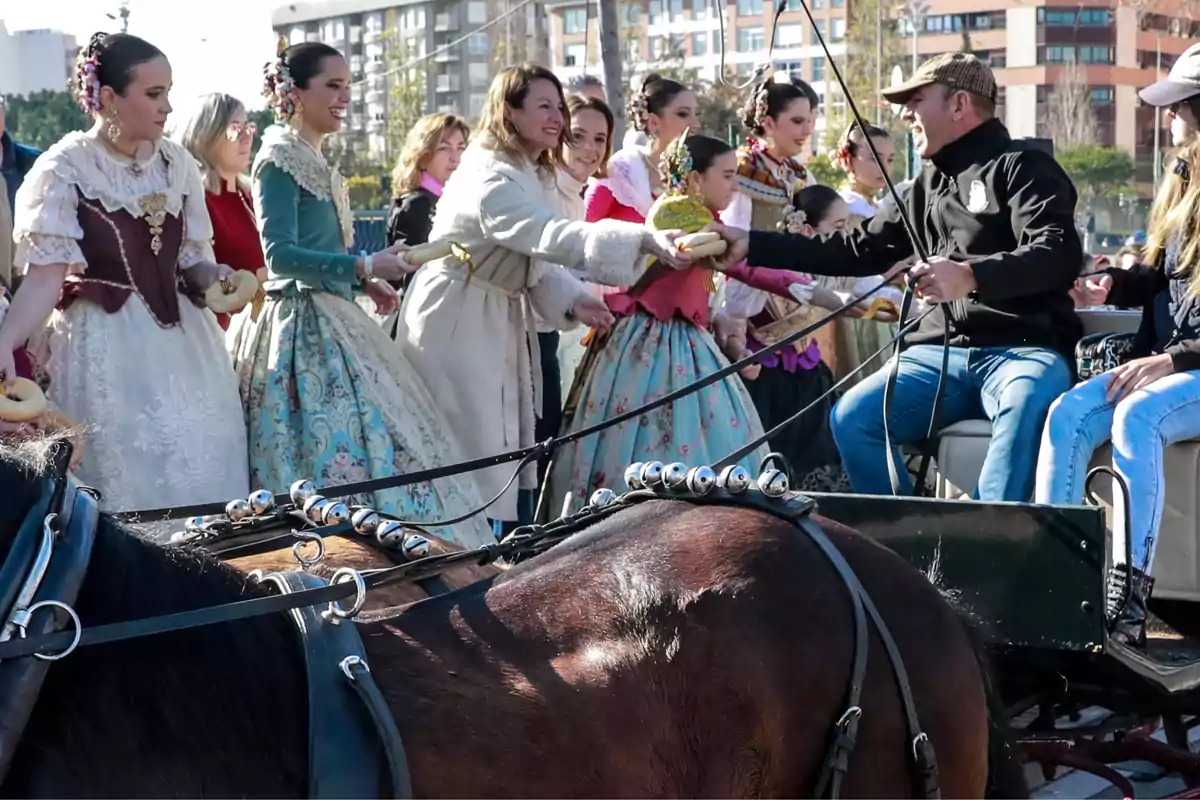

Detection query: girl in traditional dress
(228, 41), (493, 548)
(719, 75), (853, 492)
(0, 32), (248, 511)
(548, 134), (814, 512)
(585, 73), (697, 226)
(398, 63), (682, 530)
(175, 92), (265, 331)
(831, 121), (905, 388)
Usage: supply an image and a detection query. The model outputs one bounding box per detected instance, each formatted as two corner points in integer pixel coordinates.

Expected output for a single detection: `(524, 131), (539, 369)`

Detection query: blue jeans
(1035, 369), (1200, 573)
(831, 344), (1072, 501)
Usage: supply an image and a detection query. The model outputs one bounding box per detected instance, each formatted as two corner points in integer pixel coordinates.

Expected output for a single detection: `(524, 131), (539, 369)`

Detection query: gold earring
(106, 109), (121, 141)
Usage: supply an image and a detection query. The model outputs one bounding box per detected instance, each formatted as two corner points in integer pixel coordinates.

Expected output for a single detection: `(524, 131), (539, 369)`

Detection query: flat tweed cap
(883, 52), (998, 105)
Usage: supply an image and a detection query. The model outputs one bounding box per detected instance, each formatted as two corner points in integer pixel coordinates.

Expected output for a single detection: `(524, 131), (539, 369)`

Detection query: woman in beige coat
(397, 64), (685, 531)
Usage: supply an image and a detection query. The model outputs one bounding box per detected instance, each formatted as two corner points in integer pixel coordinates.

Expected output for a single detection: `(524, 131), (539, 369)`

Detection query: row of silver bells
(289, 479), (430, 560)
(587, 461), (790, 509)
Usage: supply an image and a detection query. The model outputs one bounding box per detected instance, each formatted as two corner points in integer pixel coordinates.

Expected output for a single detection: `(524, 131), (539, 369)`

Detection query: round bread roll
(0, 378), (48, 423)
(204, 271), (260, 314)
(402, 241), (455, 266)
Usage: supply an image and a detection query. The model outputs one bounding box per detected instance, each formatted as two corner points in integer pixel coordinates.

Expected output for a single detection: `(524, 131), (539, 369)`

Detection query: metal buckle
(291, 530), (325, 569)
(14, 600), (82, 661)
(339, 654), (370, 681)
(323, 568), (367, 623)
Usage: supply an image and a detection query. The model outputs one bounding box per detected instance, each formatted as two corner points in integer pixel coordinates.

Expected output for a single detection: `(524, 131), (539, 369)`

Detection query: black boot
(1111, 566), (1155, 648)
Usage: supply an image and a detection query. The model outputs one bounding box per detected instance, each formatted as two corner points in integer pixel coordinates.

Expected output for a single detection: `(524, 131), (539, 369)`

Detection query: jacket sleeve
(254, 162), (360, 284)
(746, 196), (915, 277)
(1101, 264), (1165, 309)
(387, 192), (435, 248)
(967, 151), (1082, 301)
(1166, 339), (1200, 372)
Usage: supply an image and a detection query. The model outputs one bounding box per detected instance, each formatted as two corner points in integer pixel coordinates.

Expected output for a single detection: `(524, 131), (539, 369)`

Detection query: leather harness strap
(261, 570), (413, 799)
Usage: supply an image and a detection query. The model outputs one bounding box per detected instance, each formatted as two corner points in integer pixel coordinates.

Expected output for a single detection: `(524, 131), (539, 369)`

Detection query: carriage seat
(931, 308), (1200, 601)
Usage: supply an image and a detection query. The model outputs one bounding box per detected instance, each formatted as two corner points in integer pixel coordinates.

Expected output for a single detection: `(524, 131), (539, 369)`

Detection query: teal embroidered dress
(228, 126), (493, 548)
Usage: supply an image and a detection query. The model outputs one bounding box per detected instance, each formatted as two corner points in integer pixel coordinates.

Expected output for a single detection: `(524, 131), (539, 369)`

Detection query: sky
(3, 0), (281, 111)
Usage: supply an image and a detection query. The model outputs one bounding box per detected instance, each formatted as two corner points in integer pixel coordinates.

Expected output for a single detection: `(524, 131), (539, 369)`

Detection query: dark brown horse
(1, 445), (1025, 798)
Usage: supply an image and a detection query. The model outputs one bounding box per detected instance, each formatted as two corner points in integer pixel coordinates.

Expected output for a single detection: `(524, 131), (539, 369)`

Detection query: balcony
(367, 118), (387, 133)
(364, 28), (383, 44)
(436, 75), (462, 92)
(365, 88), (386, 105)
(365, 58), (386, 74)
(435, 13), (460, 31)
(434, 49), (460, 63)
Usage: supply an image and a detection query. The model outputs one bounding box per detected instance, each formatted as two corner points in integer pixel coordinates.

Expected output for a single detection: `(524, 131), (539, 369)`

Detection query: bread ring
(677, 231), (721, 251)
(0, 378), (48, 423)
(681, 240), (727, 258)
(403, 241), (455, 266)
(863, 297), (899, 320)
(204, 271), (260, 314)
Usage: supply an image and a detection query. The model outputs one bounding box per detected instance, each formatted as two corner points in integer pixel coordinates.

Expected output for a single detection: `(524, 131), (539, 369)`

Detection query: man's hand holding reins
(908, 256), (977, 303)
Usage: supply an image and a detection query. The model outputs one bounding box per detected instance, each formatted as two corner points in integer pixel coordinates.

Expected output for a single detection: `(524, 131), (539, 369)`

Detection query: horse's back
(365, 500), (989, 798)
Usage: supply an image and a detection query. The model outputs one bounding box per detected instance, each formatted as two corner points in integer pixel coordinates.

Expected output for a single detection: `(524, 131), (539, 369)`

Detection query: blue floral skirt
(228, 291), (495, 548)
(546, 312), (770, 514)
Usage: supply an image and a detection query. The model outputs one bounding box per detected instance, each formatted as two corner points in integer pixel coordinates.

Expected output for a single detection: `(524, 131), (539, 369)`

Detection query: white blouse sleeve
(720, 189), (768, 319)
(178, 156), (216, 269)
(11, 153), (87, 275)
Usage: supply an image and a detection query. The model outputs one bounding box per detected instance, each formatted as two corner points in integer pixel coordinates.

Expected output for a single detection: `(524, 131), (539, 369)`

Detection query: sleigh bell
(589, 487), (617, 508)
(225, 498), (252, 522)
(248, 489), (275, 515)
(662, 462), (688, 491)
(351, 507), (381, 535)
(303, 495), (330, 523)
(624, 462), (646, 490)
(640, 461), (665, 487)
(290, 479), (317, 505)
(717, 465), (751, 493)
(757, 468), (790, 498)
(322, 502), (351, 526)
(375, 519), (405, 546)
(685, 465), (717, 495)
(402, 534), (431, 559)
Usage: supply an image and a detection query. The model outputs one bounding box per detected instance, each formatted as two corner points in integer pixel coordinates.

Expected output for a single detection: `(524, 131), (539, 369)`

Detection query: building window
(1079, 45), (1114, 64)
(831, 0), (844, 7)
(814, 19), (826, 40)
(1091, 87), (1114, 104)
(1038, 7), (1112, 26)
(777, 23), (804, 47)
(737, 0), (763, 15)
(564, 43), (587, 66)
(624, 1), (640, 24)
(668, 33), (686, 56)
(669, 0), (685, 21)
(1045, 45), (1075, 63)
(831, 18), (846, 41)
(691, 32), (708, 55)
(692, 0), (707, 19)
(468, 33), (489, 55)
(467, 1), (488, 23)
(811, 0), (823, 8)
(649, 0), (663, 24)
(469, 93), (487, 117)
(737, 25), (765, 51)
(563, 7), (588, 33)
(812, 55), (825, 81)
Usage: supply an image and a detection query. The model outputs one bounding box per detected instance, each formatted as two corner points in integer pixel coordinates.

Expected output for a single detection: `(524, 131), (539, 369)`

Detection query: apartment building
(271, 0), (549, 160)
(545, 0), (853, 148)
(546, 0), (1191, 174)
(0, 23), (78, 98)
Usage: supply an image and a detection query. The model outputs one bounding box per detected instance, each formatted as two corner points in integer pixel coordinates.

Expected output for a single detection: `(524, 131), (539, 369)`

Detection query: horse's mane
(1, 440), (309, 796)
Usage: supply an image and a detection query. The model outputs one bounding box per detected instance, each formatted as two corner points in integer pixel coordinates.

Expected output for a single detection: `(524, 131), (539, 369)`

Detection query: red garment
(205, 183), (265, 329)
(584, 182), (646, 224)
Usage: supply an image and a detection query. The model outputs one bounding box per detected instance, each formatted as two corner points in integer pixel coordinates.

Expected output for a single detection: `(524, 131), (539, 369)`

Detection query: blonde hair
(476, 63), (569, 177)
(1146, 101), (1200, 293)
(174, 92), (249, 194)
(390, 114), (470, 198)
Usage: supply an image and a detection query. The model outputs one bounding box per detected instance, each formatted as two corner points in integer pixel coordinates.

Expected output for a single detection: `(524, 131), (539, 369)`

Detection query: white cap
(1140, 42), (1200, 107)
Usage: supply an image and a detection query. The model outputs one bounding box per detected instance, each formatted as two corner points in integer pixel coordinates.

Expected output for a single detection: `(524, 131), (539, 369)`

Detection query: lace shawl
(251, 125), (354, 249)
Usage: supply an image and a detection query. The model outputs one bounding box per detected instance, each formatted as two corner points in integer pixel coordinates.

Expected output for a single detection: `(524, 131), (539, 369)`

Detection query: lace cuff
(178, 238), (216, 269)
(14, 234), (87, 276)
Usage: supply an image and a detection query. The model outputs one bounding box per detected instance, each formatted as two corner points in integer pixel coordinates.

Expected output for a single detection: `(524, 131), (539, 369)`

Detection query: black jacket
(386, 187), (437, 249)
(1103, 233), (1200, 372)
(748, 118), (1084, 359)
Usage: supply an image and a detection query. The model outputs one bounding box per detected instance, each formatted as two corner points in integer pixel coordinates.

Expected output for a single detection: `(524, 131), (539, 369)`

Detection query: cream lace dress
(12, 132), (249, 512)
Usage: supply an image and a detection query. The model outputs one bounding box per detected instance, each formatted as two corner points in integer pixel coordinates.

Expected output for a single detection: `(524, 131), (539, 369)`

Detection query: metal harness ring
(340, 654), (370, 681)
(16, 600), (82, 661)
(324, 568), (367, 622)
(292, 530), (325, 569)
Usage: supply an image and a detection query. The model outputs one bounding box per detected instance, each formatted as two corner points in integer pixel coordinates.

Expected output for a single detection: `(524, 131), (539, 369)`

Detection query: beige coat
(398, 143), (645, 521)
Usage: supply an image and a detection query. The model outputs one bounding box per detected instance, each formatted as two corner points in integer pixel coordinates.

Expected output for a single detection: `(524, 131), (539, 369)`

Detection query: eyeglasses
(226, 121), (258, 142)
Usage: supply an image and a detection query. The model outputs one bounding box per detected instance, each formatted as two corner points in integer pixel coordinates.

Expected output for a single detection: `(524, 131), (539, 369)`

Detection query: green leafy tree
(841, 0), (906, 130)
(959, 27), (973, 53)
(247, 108), (276, 161)
(5, 90), (89, 150)
(1058, 144), (1136, 205)
(383, 26), (428, 162)
(807, 152), (846, 187)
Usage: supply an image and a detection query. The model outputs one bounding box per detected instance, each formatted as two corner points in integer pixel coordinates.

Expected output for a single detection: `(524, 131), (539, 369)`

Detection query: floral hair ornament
(778, 208), (807, 234)
(78, 54), (103, 113)
(661, 129), (694, 195)
(627, 89), (649, 133)
(265, 36), (297, 121)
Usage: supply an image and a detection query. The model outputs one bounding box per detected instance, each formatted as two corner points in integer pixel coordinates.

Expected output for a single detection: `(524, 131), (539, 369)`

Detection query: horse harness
(0, 455), (414, 798)
(0, 455), (941, 799)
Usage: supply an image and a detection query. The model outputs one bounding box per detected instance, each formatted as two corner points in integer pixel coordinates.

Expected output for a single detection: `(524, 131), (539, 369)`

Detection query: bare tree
(1043, 59), (1095, 148)
(600, 0), (625, 143)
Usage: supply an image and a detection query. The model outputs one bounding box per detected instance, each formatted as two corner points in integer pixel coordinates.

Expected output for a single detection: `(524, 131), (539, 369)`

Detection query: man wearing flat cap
(709, 52), (1083, 502)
